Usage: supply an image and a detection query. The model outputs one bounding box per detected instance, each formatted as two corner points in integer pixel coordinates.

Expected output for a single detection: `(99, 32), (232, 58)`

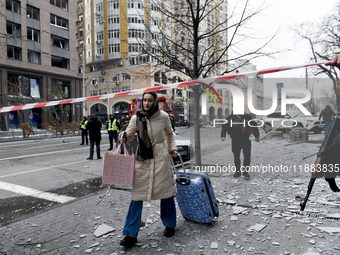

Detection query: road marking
(0, 181), (76, 203)
(0, 140), (81, 150)
(0, 160), (89, 178)
(0, 143), (110, 161)
(0, 147), (87, 161)
(0, 141), (79, 151)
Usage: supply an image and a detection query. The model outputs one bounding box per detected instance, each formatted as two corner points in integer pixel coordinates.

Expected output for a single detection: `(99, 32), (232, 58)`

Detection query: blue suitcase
(173, 155), (219, 223)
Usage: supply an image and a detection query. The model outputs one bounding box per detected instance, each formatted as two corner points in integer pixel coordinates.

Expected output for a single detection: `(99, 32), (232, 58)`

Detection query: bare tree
(134, 0), (275, 165)
(294, 3), (340, 111)
(7, 74), (37, 137)
(304, 85), (317, 115)
(48, 80), (72, 136)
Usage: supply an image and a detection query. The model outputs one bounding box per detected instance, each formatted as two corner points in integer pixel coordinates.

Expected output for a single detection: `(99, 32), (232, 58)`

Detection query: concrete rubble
(1, 135), (340, 254)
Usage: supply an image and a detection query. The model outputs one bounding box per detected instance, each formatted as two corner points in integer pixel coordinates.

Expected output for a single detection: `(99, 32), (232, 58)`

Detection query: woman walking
(119, 91), (178, 248)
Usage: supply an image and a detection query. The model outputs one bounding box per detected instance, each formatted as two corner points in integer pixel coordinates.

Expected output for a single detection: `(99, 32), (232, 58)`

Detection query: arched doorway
(225, 108), (230, 117)
(90, 103), (107, 123)
(218, 107), (223, 119)
(112, 101), (129, 119)
(209, 106), (215, 122)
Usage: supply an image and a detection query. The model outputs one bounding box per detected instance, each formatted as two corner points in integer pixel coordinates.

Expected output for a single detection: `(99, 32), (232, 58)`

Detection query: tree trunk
(193, 86), (201, 166)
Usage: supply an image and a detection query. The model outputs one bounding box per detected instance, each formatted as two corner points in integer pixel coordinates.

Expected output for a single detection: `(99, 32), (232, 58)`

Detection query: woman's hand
(171, 150), (178, 158)
(326, 55), (340, 69)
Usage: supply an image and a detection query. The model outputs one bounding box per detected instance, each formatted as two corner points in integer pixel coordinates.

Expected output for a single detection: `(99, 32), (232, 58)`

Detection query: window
(28, 51), (40, 64)
(27, 28), (40, 42)
(112, 87), (120, 93)
(108, 15), (119, 24)
(50, 0), (68, 10)
(97, 46), (104, 55)
(7, 74), (41, 98)
(96, 3), (102, 12)
(90, 90), (98, 96)
(50, 14), (68, 29)
(90, 78), (97, 86)
(108, 44), (120, 53)
(90, 65), (97, 72)
(112, 74), (120, 82)
(128, 29), (144, 38)
(108, 29), (120, 39)
(51, 80), (70, 99)
(6, 21), (21, 37)
(128, 43), (142, 53)
(51, 56), (69, 69)
(99, 89), (107, 95)
(52, 36), (69, 49)
(122, 86), (131, 92)
(127, 0), (143, 9)
(128, 16), (139, 23)
(6, 0), (20, 13)
(27, 5), (39, 20)
(122, 73), (131, 81)
(7, 46), (21, 60)
(98, 76), (107, 83)
(96, 31), (104, 41)
(109, 0), (119, 9)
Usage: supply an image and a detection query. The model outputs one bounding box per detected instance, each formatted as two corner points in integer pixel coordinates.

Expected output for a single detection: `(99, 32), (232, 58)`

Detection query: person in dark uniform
(221, 113), (259, 180)
(86, 115), (102, 160)
(107, 114), (120, 151)
(79, 116), (88, 145)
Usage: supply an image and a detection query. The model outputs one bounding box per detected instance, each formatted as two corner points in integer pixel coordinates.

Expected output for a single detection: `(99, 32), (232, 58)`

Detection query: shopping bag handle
(113, 143), (129, 156)
(171, 154), (190, 185)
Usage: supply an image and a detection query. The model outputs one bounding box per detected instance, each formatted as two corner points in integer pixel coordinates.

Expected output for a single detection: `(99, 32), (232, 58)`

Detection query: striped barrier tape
(0, 61), (327, 113)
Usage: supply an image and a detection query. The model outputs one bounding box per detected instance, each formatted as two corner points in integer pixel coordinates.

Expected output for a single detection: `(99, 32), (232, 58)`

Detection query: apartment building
(76, 0), (228, 123)
(0, 0), (82, 131)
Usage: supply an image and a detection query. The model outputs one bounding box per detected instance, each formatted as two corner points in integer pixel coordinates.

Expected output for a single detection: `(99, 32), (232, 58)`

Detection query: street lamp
(81, 21), (105, 116)
(287, 49), (310, 89)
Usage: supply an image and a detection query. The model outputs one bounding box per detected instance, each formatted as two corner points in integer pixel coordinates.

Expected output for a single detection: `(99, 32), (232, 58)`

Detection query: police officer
(79, 116), (88, 145)
(107, 114), (120, 150)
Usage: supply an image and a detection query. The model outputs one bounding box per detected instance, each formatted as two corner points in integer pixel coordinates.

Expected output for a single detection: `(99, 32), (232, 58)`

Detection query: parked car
(120, 124), (194, 162)
(259, 111), (325, 134)
(173, 134), (194, 162)
(176, 120), (189, 127)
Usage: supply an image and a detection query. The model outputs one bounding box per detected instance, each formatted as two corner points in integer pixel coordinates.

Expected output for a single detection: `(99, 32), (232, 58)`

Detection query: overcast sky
(231, 0), (338, 78)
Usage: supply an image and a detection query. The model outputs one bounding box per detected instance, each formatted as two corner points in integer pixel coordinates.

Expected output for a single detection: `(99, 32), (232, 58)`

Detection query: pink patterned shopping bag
(102, 144), (135, 186)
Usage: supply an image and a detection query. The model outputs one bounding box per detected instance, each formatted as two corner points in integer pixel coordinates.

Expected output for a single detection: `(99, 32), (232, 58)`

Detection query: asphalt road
(0, 133), (114, 224)
(0, 127), (224, 225)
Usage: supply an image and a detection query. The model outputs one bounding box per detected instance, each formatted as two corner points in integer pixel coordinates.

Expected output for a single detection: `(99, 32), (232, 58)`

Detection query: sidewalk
(1, 138), (340, 254)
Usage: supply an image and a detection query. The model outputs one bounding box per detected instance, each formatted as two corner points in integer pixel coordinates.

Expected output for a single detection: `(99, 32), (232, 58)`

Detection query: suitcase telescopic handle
(171, 153), (190, 185)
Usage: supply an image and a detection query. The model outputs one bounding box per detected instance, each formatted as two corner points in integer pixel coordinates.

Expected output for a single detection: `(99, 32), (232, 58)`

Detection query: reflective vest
(108, 119), (118, 131)
(80, 120), (88, 130)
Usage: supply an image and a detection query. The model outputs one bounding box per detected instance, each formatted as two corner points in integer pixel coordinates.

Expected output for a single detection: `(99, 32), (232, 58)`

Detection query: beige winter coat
(120, 110), (177, 201)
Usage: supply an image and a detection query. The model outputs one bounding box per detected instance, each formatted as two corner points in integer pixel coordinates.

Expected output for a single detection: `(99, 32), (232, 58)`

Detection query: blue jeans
(123, 197), (176, 238)
(324, 120), (331, 136)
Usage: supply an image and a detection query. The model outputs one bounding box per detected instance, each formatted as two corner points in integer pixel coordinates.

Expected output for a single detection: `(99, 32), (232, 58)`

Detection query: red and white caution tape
(0, 61), (327, 113)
